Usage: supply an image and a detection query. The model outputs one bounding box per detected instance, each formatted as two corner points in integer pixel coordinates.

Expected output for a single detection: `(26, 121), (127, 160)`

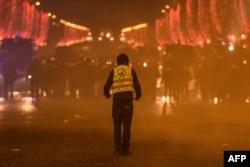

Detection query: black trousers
(112, 100), (133, 152)
(30, 80), (40, 99)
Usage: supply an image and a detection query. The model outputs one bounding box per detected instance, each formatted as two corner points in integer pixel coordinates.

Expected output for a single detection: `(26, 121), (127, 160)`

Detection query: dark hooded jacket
(104, 54), (141, 101)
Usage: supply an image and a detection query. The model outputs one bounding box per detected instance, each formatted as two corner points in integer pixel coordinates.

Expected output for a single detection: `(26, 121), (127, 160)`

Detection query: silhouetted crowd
(26, 55), (113, 101)
(161, 45), (250, 105)
(195, 48), (250, 105)
(1, 44), (250, 105)
(0, 49), (17, 100)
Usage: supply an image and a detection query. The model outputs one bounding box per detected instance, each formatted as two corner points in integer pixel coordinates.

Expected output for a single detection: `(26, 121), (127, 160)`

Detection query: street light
(35, 1), (41, 6)
(105, 32), (111, 38)
(98, 31), (114, 41)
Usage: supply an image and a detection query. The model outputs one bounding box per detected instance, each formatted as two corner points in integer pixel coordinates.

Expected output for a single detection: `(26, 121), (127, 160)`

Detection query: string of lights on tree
(0, 0), (49, 46)
(3, 0), (249, 49)
(56, 19), (91, 47)
(155, 0), (250, 49)
(120, 23), (149, 48)
(0, 0), (150, 47)
(0, 0), (92, 46)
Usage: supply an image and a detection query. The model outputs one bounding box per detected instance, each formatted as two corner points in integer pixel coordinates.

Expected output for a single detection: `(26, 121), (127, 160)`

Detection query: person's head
(117, 53), (129, 65)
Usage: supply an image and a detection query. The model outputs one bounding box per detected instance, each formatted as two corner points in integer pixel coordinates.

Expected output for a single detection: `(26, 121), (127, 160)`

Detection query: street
(0, 92), (250, 167)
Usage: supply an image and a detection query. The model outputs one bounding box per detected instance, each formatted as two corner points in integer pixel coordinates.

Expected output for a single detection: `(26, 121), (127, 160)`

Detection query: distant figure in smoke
(104, 53), (142, 156)
(26, 58), (41, 100)
(2, 54), (17, 100)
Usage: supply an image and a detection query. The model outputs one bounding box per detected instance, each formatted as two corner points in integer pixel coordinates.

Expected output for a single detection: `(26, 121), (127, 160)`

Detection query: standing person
(104, 53), (142, 156)
(2, 55), (17, 100)
(26, 58), (41, 101)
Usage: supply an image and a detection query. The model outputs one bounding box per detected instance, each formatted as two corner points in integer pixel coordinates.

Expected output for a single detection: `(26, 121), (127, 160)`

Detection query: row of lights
(31, 1), (57, 24)
(95, 23), (148, 43)
(31, 1), (151, 45)
(158, 2), (250, 51)
(97, 31), (114, 41)
(32, 1), (117, 43)
(161, 4), (171, 14)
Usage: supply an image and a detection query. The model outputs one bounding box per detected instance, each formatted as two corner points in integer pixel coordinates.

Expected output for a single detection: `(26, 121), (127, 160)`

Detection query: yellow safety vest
(112, 65), (134, 93)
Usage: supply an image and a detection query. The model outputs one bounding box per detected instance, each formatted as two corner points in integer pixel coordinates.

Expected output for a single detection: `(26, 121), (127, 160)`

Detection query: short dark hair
(117, 53), (129, 65)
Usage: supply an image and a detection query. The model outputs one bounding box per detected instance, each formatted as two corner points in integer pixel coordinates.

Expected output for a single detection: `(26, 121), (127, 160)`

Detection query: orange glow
(120, 36), (126, 41)
(165, 5), (170, 9)
(213, 97), (219, 105)
(35, 1), (41, 6)
(157, 46), (162, 51)
(98, 37), (103, 41)
(206, 39), (211, 44)
(105, 32), (111, 38)
(229, 35), (236, 42)
(229, 45), (234, 51)
(0, 103), (6, 111)
(161, 96), (170, 104)
(56, 39), (88, 46)
(243, 44), (248, 48)
(241, 34), (247, 40)
(51, 14), (56, 19)
(47, 12), (52, 17)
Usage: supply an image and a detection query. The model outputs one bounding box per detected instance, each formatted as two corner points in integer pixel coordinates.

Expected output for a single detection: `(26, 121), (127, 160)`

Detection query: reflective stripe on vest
(112, 65), (134, 93)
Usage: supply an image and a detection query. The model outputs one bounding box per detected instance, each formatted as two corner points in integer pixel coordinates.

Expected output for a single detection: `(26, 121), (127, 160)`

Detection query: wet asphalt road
(0, 92), (250, 167)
